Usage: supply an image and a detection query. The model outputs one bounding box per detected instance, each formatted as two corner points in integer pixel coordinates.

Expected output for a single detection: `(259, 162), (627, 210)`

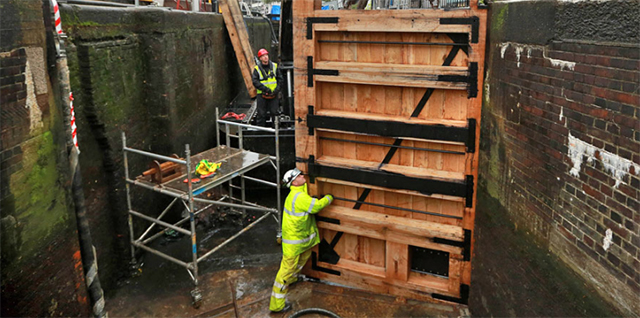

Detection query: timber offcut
(294, 0), (487, 305)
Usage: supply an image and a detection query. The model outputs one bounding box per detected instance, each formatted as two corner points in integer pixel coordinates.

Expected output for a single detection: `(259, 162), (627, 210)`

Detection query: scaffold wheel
(191, 289), (203, 309)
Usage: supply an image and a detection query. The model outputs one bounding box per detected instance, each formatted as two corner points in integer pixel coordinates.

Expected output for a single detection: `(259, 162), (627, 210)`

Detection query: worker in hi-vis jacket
(252, 48), (283, 127)
(269, 168), (333, 313)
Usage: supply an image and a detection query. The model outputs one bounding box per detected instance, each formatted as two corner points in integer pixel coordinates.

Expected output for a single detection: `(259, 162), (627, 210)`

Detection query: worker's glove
(264, 88), (273, 95)
(324, 194), (333, 204)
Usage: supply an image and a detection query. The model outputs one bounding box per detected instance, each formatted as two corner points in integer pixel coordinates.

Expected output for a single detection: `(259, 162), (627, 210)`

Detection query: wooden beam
(317, 177), (466, 203)
(314, 61), (468, 89)
(316, 61), (468, 76)
(319, 205), (464, 241)
(316, 109), (468, 128)
(311, 16), (471, 34)
(317, 156), (466, 182)
(310, 258), (457, 297)
(219, 0), (257, 98)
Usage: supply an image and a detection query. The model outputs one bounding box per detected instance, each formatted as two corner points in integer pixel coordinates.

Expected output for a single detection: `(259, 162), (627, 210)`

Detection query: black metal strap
(307, 56), (339, 87)
(307, 114), (470, 144)
(432, 284), (469, 305)
(436, 62), (478, 98)
(308, 105), (315, 135)
(316, 216), (340, 225)
(318, 239), (340, 264)
(306, 17), (339, 40)
(307, 159), (472, 200)
(468, 62), (478, 98)
(446, 33), (470, 56)
(467, 119), (476, 153)
(311, 251), (341, 275)
(465, 175), (474, 208)
(440, 17), (479, 43)
(433, 229), (472, 260)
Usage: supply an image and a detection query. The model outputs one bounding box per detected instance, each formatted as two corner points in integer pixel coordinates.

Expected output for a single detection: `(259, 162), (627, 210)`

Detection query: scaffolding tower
(121, 111), (282, 307)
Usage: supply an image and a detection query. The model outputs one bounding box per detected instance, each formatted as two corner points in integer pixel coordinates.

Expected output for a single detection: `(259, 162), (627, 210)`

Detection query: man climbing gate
(269, 168), (333, 313)
(252, 48), (283, 127)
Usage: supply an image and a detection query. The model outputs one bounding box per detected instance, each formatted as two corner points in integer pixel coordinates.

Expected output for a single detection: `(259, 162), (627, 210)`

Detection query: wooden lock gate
(293, 0), (487, 304)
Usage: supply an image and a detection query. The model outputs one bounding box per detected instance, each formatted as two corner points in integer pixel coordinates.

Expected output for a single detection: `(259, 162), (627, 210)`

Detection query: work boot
(270, 301), (292, 313)
(288, 274), (305, 286)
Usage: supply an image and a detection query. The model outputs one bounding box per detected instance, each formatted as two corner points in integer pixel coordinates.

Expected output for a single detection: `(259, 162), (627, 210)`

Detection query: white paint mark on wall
(25, 47), (47, 95)
(546, 56), (576, 71)
(515, 46), (523, 67)
(499, 43), (509, 59)
(603, 229), (613, 251)
(497, 42), (576, 71)
(568, 133), (640, 188)
(484, 69), (491, 103)
(24, 61), (44, 133)
(559, 107), (564, 121)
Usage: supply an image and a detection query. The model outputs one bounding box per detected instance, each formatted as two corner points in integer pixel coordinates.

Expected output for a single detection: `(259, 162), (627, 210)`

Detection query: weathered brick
(0, 65), (24, 77)
(613, 191), (628, 205)
(618, 184), (637, 199)
(604, 143), (617, 154)
(620, 126), (634, 139)
(621, 82), (638, 94)
(613, 234), (623, 247)
(611, 210), (624, 224)
(631, 235), (640, 248)
(622, 240), (638, 256)
(590, 138), (604, 148)
(610, 58), (640, 71)
(600, 184), (613, 197)
(626, 278), (640, 294)
(631, 177), (640, 189)
(0, 56), (26, 68)
(578, 240), (599, 260)
(615, 47), (640, 60)
(627, 198), (639, 212)
(607, 253), (620, 267)
(604, 217), (629, 239)
(624, 219), (635, 232)
(558, 224), (577, 242)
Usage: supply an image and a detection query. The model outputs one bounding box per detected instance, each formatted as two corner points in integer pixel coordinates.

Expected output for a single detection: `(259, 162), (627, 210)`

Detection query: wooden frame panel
(294, 0), (486, 304)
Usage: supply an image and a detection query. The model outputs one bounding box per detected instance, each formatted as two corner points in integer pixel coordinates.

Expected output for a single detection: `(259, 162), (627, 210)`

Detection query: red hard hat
(258, 48), (269, 58)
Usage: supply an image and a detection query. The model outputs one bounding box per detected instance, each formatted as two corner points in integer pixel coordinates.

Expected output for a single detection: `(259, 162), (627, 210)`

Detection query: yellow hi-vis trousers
(269, 249), (312, 311)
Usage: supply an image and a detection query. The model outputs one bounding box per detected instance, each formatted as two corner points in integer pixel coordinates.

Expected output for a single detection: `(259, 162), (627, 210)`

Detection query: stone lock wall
(479, 0), (639, 315)
(60, 4), (274, 293)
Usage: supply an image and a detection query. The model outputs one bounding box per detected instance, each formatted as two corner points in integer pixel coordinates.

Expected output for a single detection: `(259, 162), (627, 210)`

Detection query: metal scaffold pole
(275, 116), (282, 241)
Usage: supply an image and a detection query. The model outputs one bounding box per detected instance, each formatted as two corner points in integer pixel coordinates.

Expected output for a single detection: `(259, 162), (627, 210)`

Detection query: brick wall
(0, 0), (90, 316)
(480, 1), (639, 315)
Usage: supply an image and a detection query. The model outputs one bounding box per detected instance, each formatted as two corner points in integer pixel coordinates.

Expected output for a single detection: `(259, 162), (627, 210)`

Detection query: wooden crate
(293, 0), (487, 304)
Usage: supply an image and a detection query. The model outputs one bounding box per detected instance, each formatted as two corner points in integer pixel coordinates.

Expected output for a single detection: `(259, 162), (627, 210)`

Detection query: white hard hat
(283, 168), (302, 188)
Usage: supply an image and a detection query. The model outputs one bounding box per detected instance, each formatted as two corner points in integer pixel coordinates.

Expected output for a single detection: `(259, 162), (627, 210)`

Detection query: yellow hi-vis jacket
(253, 62), (278, 94)
(282, 183), (333, 257)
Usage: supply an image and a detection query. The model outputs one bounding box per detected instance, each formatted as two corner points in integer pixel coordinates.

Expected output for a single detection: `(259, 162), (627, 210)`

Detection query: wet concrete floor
(106, 190), (621, 317)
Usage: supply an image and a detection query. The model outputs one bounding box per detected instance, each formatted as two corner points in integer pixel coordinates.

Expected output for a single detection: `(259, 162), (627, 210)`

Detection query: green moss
(492, 4), (508, 33)
(9, 132), (70, 256)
